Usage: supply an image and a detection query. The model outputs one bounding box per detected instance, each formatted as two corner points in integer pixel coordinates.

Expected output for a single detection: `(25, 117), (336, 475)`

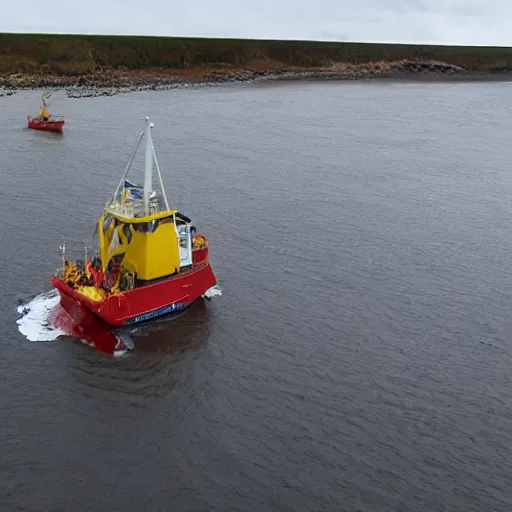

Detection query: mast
(142, 117), (170, 213)
(106, 116), (170, 214)
(143, 117), (154, 215)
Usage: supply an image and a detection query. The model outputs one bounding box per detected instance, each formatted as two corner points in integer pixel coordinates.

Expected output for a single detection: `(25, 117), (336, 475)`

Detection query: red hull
(27, 116), (65, 133)
(47, 301), (125, 355)
(51, 264), (217, 327)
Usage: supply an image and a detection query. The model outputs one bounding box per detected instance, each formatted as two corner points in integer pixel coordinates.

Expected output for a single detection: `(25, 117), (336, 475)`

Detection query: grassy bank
(2, 33), (512, 73)
(1, 33), (512, 95)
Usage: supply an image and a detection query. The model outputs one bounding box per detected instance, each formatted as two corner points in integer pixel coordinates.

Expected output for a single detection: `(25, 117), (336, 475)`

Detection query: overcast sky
(1, 0), (508, 46)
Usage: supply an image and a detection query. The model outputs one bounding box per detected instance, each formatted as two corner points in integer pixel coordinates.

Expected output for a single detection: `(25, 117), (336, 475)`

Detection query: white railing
(107, 198), (164, 219)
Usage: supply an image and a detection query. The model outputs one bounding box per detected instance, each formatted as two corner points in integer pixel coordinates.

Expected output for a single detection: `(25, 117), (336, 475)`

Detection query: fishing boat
(27, 94), (65, 133)
(50, 117), (217, 329)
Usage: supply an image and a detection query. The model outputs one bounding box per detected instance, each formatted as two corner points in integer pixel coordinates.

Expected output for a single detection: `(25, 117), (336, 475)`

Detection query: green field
(1, 32), (512, 75)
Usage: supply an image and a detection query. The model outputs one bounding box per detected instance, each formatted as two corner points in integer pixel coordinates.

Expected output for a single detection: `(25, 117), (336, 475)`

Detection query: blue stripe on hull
(125, 302), (189, 325)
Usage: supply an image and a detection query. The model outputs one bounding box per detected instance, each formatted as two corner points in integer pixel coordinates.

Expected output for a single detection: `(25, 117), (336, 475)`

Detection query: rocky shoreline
(1, 60), (511, 98)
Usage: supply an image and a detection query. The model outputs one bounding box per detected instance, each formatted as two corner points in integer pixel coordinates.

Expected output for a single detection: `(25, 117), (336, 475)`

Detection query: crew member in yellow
(193, 233), (206, 249)
(34, 99), (51, 122)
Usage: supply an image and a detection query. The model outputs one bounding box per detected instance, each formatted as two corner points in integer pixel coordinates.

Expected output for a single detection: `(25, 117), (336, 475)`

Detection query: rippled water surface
(2, 80), (512, 511)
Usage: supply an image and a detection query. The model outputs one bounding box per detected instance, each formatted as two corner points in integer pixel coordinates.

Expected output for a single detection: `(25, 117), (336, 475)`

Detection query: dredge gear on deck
(62, 257), (135, 298)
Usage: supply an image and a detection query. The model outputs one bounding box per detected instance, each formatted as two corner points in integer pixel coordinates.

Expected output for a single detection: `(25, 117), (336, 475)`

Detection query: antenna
(59, 238), (66, 271)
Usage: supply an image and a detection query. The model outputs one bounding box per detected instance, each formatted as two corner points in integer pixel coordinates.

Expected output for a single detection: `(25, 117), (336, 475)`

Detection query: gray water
(2, 80), (512, 511)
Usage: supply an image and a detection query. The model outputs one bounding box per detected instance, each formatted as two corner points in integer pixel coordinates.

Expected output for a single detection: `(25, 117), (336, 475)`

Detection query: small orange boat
(27, 95), (65, 133)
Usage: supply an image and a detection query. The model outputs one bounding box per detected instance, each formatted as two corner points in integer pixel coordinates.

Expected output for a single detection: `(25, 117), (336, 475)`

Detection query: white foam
(16, 289), (66, 342)
(203, 284), (223, 299)
(17, 284), (221, 349)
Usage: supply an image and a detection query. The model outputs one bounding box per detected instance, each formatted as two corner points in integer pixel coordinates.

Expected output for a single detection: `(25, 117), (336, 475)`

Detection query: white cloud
(1, 0), (510, 46)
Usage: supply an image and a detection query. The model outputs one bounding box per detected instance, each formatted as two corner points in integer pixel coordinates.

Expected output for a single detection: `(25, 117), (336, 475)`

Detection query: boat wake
(203, 284), (223, 299)
(16, 290), (128, 356)
(16, 289), (66, 342)
(16, 283), (222, 354)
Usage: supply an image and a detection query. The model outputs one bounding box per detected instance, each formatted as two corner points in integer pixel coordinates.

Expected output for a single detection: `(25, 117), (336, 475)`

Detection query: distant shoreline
(3, 33), (512, 98)
(2, 61), (512, 98)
